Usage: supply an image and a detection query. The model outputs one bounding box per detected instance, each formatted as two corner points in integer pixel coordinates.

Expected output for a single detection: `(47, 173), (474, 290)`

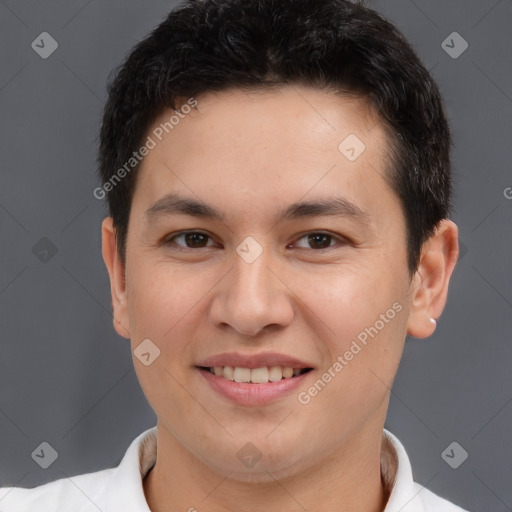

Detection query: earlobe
(101, 217), (131, 339)
(406, 219), (459, 339)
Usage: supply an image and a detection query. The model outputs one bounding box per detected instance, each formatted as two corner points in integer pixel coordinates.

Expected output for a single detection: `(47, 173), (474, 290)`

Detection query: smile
(197, 366), (314, 406)
(201, 365), (312, 384)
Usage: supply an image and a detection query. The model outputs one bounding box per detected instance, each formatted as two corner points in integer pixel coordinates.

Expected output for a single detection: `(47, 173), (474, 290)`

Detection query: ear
(101, 217), (131, 339)
(406, 219), (459, 339)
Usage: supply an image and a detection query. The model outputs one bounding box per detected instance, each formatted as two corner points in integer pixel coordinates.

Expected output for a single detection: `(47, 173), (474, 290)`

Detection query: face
(105, 86), (420, 481)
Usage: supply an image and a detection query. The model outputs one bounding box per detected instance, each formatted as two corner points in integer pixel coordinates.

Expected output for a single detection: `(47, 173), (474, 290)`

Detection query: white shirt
(0, 427), (470, 511)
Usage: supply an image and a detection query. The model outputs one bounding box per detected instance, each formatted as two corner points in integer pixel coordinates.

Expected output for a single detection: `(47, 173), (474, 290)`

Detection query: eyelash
(163, 230), (348, 251)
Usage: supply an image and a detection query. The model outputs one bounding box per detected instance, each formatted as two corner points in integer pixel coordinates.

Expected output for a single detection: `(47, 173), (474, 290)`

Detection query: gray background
(0, 0), (511, 510)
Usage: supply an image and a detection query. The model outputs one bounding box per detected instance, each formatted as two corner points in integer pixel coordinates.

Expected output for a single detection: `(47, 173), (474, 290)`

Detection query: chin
(201, 444), (310, 484)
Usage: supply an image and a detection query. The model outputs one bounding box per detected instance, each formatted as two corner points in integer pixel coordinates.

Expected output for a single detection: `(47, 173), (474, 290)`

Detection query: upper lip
(196, 352), (314, 370)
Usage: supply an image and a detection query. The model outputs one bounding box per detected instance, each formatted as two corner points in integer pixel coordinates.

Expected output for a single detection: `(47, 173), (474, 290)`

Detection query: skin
(102, 85), (459, 512)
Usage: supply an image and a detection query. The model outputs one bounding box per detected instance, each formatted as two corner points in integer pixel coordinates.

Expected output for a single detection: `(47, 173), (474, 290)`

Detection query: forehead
(155, 86), (386, 155)
(132, 86), (399, 227)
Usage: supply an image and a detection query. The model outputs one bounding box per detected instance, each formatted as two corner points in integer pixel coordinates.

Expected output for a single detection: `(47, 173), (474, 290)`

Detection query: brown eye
(307, 233), (333, 249)
(294, 232), (344, 250)
(165, 231), (215, 249)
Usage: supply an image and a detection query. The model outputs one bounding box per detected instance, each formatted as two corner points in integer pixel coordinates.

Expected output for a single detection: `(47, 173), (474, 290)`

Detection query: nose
(208, 244), (294, 337)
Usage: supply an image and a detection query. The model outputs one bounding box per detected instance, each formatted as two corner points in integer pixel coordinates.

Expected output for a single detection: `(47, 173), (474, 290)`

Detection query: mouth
(196, 355), (315, 406)
(195, 352), (315, 405)
(197, 365), (313, 384)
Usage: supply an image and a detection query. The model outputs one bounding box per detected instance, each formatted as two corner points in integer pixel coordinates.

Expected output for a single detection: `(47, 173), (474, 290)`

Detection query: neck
(143, 423), (390, 512)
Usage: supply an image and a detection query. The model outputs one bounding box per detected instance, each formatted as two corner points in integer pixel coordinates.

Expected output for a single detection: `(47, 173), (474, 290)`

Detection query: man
(0, 0), (469, 510)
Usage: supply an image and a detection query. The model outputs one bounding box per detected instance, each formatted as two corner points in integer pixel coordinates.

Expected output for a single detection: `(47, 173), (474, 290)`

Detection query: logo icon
(441, 441), (468, 469)
(31, 32), (59, 59)
(134, 338), (161, 366)
(32, 237), (58, 263)
(237, 442), (263, 468)
(442, 32), (468, 59)
(31, 442), (59, 469)
(338, 134), (366, 161)
(236, 236), (263, 264)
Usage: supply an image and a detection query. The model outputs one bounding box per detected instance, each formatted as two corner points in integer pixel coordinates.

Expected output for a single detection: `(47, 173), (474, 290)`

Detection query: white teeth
(223, 366), (235, 381)
(233, 367), (251, 383)
(282, 367), (294, 379)
(268, 366), (283, 381)
(209, 365), (305, 383)
(250, 367), (269, 384)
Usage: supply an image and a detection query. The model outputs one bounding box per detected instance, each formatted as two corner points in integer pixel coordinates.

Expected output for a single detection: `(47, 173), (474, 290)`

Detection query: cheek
(126, 258), (200, 335)
(299, 262), (398, 335)
(125, 260), (203, 420)
(125, 258), (220, 383)
(297, 261), (407, 392)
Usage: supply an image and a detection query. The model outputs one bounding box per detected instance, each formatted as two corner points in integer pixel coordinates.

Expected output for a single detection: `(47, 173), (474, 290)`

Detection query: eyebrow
(144, 193), (371, 225)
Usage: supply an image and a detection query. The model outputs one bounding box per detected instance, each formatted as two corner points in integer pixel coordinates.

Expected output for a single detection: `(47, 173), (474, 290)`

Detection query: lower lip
(198, 368), (312, 406)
